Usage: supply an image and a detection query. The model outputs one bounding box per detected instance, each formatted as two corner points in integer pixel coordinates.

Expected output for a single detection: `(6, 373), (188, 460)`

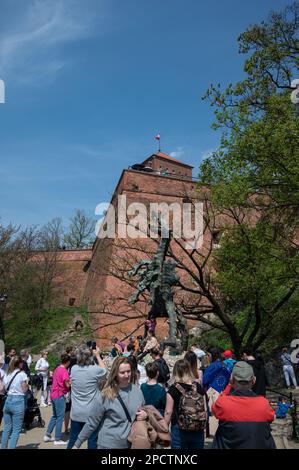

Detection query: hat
(232, 361), (254, 382)
(223, 349), (233, 359)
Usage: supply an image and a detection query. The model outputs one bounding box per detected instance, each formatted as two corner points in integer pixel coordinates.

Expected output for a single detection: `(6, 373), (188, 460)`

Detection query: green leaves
(197, 2), (299, 354)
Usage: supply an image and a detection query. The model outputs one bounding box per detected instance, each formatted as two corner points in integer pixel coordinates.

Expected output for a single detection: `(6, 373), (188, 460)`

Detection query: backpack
(175, 383), (206, 432)
(155, 359), (170, 384)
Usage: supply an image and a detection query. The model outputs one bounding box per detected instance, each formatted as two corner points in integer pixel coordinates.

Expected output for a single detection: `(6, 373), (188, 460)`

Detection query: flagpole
(155, 133), (161, 152)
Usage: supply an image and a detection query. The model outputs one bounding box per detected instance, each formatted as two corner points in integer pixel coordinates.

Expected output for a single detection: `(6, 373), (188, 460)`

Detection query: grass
(4, 305), (92, 356)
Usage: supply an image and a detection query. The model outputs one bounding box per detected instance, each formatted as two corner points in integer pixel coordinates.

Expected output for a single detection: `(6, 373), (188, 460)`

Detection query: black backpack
(155, 358), (170, 384)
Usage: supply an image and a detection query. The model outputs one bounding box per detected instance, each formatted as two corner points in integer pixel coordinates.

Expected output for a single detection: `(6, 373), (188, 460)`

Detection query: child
(275, 396), (290, 419)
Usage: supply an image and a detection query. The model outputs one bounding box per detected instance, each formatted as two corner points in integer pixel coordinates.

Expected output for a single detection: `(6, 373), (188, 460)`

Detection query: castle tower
(84, 152), (204, 347)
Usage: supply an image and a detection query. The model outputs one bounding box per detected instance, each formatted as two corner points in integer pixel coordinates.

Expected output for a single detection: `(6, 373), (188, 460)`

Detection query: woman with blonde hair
(72, 357), (147, 449)
(165, 359), (206, 450)
(1, 356), (29, 448)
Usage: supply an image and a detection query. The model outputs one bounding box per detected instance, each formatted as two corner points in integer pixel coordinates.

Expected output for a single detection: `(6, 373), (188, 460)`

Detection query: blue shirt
(224, 358), (237, 372)
(140, 383), (166, 415)
(281, 353), (292, 366)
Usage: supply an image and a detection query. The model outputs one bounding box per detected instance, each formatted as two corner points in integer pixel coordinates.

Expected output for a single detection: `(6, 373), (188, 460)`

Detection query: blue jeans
(1, 395), (25, 449)
(67, 420), (98, 449)
(171, 423), (205, 450)
(46, 396), (66, 440)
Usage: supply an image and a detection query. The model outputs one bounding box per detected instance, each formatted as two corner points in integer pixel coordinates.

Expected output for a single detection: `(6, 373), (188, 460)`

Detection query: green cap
(232, 361), (254, 382)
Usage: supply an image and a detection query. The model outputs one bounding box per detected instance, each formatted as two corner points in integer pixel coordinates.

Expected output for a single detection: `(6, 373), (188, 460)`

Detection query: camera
(86, 340), (96, 350)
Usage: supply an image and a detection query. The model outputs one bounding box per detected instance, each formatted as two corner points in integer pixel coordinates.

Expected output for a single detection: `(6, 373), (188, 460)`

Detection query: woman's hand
(136, 409), (147, 421)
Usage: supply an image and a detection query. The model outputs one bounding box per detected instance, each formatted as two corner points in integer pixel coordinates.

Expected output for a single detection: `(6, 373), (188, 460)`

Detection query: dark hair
(242, 347), (255, 357)
(151, 347), (161, 357)
(126, 355), (138, 384)
(145, 362), (159, 379)
(173, 359), (193, 383)
(60, 353), (71, 365)
(209, 347), (222, 362)
(184, 351), (199, 379)
(127, 343), (135, 353)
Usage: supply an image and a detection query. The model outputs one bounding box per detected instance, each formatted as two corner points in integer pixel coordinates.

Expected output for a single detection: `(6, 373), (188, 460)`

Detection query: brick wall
(85, 167), (209, 348)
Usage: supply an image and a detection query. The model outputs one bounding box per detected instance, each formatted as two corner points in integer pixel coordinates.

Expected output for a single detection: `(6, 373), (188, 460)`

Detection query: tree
(201, 2), (299, 217)
(197, 2), (299, 354)
(89, 3), (299, 356)
(0, 223), (40, 339)
(64, 209), (95, 248)
(38, 217), (64, 251)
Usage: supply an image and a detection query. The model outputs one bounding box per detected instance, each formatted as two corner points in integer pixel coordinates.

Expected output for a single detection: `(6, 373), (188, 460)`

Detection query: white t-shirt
(138, 364), (147, 385)
(27, 354), (32, 367)
(35, 358), (49, 375)
(4, 370), (28, 396)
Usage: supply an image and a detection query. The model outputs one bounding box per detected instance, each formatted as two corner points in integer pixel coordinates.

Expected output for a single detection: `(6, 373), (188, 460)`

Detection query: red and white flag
(155, 134), (160, 141)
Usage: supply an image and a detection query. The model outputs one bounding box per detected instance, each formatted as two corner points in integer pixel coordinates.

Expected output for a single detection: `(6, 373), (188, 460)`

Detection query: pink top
(50, 366), (70, 400)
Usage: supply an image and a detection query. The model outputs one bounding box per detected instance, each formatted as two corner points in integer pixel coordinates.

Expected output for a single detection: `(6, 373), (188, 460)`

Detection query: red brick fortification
(85, 152), (207, 349)
(31, 249), (92, 307)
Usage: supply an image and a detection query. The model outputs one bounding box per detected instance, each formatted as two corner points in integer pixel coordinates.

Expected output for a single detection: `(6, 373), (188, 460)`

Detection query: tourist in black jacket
(242, 348), (268, 396)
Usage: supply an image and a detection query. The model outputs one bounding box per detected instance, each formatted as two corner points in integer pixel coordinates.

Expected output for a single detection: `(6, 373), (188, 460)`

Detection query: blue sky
(0, 0), (291, 227)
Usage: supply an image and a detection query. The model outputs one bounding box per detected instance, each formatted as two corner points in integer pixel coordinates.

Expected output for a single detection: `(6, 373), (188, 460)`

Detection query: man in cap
(212, 361), (276, 449)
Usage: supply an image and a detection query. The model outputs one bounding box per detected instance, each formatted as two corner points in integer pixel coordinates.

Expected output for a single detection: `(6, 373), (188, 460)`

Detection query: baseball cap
(232, 361), (254, 382)
(223, 349), (233, 359)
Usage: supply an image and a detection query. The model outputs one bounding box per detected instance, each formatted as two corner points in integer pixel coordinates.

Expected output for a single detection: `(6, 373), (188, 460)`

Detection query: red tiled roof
(142, 152), (193, 168)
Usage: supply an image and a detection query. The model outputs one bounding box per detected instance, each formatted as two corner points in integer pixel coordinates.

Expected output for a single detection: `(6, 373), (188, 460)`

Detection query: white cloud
(0, 0), (102, 84)
(200, 148), (216, 160)
(169, 146), (185, 158)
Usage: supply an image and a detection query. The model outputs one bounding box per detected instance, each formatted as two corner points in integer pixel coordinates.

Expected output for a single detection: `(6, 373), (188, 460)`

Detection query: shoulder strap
(6, 370), (22, 392)
(282, 354), (293, 365)
(117, 394), (132, 423)
(175, 383), (187, 396)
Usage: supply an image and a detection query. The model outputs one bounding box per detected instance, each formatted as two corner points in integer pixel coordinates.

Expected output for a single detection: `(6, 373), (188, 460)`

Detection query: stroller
(24, 389), (45, 430)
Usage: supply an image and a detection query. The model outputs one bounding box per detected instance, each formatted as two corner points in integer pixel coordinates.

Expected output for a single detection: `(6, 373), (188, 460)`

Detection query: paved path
(1, 390), (298, 449)
(0, 398), (87, 449)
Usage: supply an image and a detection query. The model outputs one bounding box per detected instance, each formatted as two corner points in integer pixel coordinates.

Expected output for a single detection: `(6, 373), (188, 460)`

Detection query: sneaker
(40, 403), (48, 408)
(43, 435), (55, 442)
(54, 440), (68, 446)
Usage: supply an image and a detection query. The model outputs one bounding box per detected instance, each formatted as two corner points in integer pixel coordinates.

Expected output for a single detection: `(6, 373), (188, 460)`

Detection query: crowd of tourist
(0, 332), (298, 450)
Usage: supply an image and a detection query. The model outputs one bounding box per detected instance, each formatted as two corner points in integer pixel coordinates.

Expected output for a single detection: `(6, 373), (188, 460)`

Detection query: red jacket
(212, 388), (276, 449)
